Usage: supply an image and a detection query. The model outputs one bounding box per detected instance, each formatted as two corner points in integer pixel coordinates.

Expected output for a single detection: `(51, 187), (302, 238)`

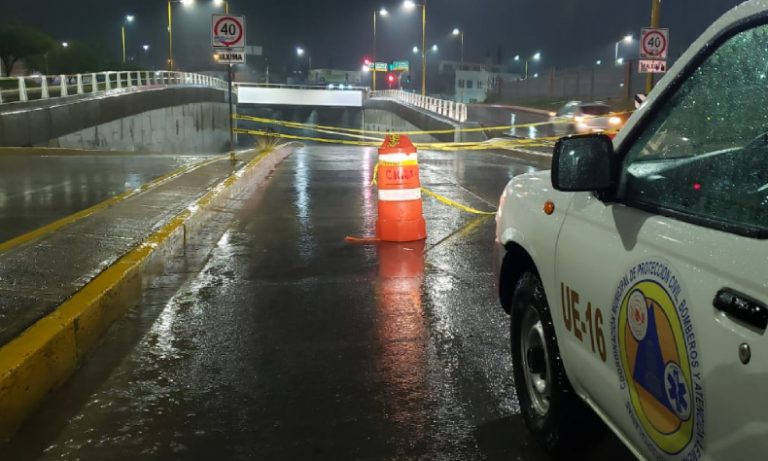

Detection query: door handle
(713, 288), (768, 330)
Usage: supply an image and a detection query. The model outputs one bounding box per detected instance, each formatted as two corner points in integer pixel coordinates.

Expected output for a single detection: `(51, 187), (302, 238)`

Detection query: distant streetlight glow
(181, 0), (194, 5)
(213, 0), (223, 5)
(615, 34), (634, 63)
(514, 55), (520, 61)
(380, 7), (388, 16)
(121, 15), (135, 64)
(452, 28), (460, 36)
(431, 44), (438, 52)
(596, 59), (602, 65)
(402, 0), (427, 95)
(533, 52), (541, 61)
(296, 47), (305, 57)
(413, 46), (419, 54)
(143, 44), (150, 51)
(617, 57), (625, 65)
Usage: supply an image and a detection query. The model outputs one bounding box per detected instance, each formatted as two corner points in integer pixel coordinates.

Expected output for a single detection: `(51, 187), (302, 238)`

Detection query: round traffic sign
(214, 16), (244, 48)
(642, 30), (668, 58)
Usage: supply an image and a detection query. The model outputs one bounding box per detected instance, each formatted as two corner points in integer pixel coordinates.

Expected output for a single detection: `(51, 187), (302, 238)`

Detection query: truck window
(619, 23), (768, 232)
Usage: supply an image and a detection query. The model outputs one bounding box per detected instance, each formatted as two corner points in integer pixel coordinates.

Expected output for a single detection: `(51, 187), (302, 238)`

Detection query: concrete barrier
(0, 87), (231, 153)
(0, 143), (296, 442)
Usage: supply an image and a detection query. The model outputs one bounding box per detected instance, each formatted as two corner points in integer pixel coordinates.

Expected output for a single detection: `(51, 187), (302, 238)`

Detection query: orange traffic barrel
(375, 134), (427, 242)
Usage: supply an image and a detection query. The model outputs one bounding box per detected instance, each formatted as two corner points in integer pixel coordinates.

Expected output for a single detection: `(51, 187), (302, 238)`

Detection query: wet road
(1, 145), (633, 460)
(0, 152), (214, 243)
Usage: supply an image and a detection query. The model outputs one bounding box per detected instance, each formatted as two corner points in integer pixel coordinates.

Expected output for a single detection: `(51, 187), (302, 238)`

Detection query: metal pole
(373, 11), (377, 92)
(167, 1), (174, 71)
(228, 63), (235, 152)
(122, 26), (127, 64)
(646, 0), (661, 94)
(421, 3), (426, 96)
(460, 31), (464, 64)
(525, 60), (529, 80)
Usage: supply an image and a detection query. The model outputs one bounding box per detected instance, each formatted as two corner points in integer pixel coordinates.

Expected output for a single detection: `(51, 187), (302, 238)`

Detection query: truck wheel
(510, 272), (594, 455)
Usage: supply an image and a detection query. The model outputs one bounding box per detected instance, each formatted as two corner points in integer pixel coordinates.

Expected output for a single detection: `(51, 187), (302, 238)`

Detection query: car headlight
(609, 116), (622, 125)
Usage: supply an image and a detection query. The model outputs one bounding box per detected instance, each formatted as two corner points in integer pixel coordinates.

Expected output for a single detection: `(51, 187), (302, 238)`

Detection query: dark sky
(1, 0), (746, 72)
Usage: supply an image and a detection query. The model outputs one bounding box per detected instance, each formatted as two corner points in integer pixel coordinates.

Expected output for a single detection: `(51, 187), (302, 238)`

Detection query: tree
(0, 24), (54, 76)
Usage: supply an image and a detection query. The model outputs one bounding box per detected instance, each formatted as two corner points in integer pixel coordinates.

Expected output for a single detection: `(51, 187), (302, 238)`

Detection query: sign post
(212, 14), (246, 154)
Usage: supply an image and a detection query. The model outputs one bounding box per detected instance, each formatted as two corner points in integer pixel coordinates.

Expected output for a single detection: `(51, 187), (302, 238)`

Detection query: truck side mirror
(552, 134), (615, 192)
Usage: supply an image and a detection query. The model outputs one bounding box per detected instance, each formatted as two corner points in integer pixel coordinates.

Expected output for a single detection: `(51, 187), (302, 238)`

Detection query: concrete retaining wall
(0, 87), (231, 154)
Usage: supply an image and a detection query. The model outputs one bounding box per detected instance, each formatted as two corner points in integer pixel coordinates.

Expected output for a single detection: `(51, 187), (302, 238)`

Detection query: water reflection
(375, 241), (428, 447)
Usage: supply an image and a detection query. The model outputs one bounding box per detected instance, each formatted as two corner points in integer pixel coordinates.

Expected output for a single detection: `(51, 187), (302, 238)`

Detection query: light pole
(452, 28), (464, 64)
(524, 52), (541, 80)
(403, 0), (427, 96)
(372, 7), (388, 92)
(646, 0), (661, 93)
(297, 47), (311, 80)
(167, 0), (194, 71)
(121, 15), (135, 64)
(213, 0), (230, 13)
(614, 34), (633, 64)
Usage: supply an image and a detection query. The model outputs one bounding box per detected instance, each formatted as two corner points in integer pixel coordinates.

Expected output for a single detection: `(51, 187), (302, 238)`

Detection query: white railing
(372, 89), (468, 123)
(0, 71), (228, 105)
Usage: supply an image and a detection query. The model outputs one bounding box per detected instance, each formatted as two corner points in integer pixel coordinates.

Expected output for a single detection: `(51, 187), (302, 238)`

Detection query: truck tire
(510, 272), (597, 455)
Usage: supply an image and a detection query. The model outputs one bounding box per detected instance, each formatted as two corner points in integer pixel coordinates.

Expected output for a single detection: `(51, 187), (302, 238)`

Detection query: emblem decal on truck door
(611, 259), (705, 460)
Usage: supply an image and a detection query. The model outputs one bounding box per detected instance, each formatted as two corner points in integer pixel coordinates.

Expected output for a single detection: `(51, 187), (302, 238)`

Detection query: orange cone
(375, 134), (427, 242)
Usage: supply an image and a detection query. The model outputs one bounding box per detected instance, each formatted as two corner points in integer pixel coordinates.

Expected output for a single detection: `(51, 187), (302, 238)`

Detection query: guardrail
(234, 82), (369, 91)
(372, 90), (468, 123)
(0, 71), (228, 105)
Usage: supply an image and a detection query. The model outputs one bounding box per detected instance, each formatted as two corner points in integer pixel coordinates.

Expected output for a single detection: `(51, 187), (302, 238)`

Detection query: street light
(452, 28), (464, 64)
(167, 0), (228, 71)
(431, 44), (438, 52)
(143, 44), (150, 51)
(296, 47), (312, 76)
(614, 34), (633, 63)
(121, 15), (135, 64)
(372, 7), (389, 92)
(62, 42), (69, 48)
(596, 59), (602, 65)
(403, 0), (427, 96)
(525, 52), (541, 79)
(413, 46), (419, 54)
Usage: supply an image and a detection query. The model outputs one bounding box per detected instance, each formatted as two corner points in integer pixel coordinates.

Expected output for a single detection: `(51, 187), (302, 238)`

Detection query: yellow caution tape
(421, 187), (497, 216)
(234, 112), (632, 138)
(237, 128), (559, 152)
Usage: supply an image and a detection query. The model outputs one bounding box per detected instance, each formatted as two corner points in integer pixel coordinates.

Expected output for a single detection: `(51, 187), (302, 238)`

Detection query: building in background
(437, 60), (519, 103)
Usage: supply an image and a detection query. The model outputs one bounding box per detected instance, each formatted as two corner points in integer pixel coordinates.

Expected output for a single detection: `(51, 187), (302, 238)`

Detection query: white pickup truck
(494, 2), (768, 460)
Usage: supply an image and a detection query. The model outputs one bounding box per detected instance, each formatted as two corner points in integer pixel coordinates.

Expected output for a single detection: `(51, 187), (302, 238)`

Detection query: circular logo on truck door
(610, 259), (705, 460)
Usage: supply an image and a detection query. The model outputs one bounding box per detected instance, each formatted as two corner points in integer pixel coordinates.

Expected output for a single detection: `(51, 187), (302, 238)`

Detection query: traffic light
(364, 58), (372, 66)
(388, 74), (395, 83)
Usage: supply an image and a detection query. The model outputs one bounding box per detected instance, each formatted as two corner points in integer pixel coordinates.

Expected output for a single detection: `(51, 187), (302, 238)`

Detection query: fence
(0, 71), (228, 105)
(372, 90), (468, 123)
(497, 61), (647, 104)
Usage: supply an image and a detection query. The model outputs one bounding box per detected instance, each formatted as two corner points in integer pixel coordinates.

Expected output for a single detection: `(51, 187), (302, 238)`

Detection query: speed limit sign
(212, 15), (246, 49)
(640, 28), (669, 59)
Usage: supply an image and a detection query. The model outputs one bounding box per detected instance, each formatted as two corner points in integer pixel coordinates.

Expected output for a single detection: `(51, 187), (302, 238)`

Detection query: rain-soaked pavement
(1, 145), (633, 460)
(0, 151), (215, 243)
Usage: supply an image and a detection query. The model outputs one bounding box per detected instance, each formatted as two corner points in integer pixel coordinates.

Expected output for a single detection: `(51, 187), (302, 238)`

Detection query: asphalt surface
(1, 145), (634, 460)
(0, 151), (214, 243)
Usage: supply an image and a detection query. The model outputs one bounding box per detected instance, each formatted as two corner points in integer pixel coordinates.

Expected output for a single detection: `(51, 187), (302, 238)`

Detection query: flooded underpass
(0, 125), (633, 460)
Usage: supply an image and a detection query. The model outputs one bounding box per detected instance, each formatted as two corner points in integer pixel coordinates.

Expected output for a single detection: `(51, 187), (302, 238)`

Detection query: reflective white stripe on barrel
(378, 188), (422, 201)
(379, 153), (418, 164)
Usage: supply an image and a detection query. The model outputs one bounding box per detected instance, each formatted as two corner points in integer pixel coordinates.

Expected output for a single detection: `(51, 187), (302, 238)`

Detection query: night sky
(1, 0), (746, 73)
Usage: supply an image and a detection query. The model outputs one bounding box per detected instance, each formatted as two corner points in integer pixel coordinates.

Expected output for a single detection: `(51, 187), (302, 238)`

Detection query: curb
(0, 144), (296, 441)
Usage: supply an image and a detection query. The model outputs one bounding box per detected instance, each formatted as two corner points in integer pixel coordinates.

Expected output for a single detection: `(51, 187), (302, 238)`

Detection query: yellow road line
(0, 145), (285, 442)
(0, 155), (224, 254)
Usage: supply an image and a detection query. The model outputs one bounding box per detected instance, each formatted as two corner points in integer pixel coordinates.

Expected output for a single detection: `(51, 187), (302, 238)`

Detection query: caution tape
(234, 113), (630, 137)
(236, 128), (559, 152)
(420, 187), (497, 216)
